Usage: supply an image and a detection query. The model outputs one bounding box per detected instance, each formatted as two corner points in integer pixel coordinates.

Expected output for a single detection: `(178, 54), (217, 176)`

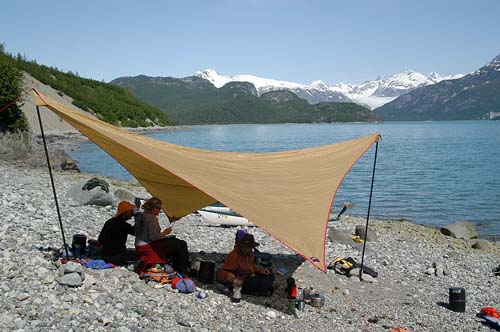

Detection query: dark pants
(136, 237), (190, 274)
(102, 248), (136, 266)
(242, 274), (275, 296)
(163, 237), (190, 275)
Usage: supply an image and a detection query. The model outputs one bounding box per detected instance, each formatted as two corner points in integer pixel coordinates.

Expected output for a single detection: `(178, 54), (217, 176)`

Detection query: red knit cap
(116, 201), (136, 216)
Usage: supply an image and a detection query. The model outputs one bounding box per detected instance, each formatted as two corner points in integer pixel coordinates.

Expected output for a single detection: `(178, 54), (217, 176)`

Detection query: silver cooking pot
(310, 293), (325, 308)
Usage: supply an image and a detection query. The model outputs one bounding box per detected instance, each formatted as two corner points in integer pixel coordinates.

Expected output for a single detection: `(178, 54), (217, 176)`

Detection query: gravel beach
(1, 159), (499, 332)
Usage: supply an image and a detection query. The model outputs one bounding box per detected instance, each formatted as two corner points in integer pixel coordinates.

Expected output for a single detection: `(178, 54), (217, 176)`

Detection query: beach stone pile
(57, 261), (85, 287)
(0, 160), (499, 332)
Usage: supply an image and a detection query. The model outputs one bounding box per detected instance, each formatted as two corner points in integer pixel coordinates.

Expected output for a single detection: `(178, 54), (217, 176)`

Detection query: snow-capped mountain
(331, 71), (464, 109)
(195, 69), (464, 109)
(196, 69), (350, 103)
(470, 53), (500, 76)
(196, 69), (301, 90)
(376, 52), (500, 121)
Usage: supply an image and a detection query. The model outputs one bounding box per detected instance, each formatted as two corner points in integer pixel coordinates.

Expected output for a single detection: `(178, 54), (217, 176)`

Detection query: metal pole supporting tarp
(359, 140), (379, 280)
(36, 106), (70, 258)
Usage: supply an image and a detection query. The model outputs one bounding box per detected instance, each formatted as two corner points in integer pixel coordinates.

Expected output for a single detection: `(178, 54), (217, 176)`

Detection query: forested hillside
(0, 46), (172, 128)
(112, 75), (380, 124)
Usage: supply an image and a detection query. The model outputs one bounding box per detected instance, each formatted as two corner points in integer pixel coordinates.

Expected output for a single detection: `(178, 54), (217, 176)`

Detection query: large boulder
(355, 225), (377, 242)
(66, 179), (113, 206)
(328, 229), (354, 245)
(113, 188), (137, 204)
(53, 151), (80, 172)
(25, 148), (80, 172)
(440, 221), (478, 240)
(29, 150), (80, 171)
(0, 131), (31, 160)
(472, 239), (496, 251)
(56, 272), (83, 287)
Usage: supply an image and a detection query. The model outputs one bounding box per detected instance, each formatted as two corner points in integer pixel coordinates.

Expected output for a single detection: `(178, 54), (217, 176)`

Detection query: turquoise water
(69, 121), (500, 238)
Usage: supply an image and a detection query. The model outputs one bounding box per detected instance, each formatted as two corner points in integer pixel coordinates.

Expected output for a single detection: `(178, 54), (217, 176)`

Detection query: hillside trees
(112, 76), (380, 124)
(0, 47), (28, 132)
(0, 44), (172, 128)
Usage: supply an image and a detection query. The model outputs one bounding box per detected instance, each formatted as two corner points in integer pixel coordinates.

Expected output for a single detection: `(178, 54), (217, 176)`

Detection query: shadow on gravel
(190, 250), (305, 314)
(43, 238), (305, 314)
(436, 301), (451, 310)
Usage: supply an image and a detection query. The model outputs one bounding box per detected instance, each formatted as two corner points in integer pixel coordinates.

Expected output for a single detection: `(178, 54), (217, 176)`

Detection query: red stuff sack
(480, 307), (500, 318)
(171, 277), (196, 293)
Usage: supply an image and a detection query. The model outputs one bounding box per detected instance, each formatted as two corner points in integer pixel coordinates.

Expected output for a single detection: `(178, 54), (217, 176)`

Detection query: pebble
(62, 295), (73, 302)
(0, 160), (498, 332)
(265, 311), (276, 319)
(16, 294), (29, 301)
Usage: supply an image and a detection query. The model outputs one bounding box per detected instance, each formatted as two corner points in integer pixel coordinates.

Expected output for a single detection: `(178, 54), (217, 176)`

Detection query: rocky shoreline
(0, 123), (184, 172)
(0, 160), (499, 332)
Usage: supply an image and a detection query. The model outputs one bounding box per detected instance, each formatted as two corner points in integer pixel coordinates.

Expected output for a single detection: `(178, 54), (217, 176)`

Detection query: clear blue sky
(2, 0), (499, 85)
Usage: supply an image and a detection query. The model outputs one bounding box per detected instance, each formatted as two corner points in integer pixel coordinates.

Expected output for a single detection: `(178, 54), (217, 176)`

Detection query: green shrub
(0, 61), (28, 133)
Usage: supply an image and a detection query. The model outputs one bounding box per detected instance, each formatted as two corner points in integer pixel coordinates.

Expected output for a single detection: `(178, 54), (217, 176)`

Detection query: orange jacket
(217, 246), (266, 284)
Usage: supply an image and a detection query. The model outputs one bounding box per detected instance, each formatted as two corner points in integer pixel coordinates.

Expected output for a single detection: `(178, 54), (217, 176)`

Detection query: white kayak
(201, 203), (232, 213)
(198, 208), (255, 227)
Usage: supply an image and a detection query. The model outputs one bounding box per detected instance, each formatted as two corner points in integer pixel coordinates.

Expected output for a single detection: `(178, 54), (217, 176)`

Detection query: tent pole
(36, 106), (70, 258)
(359, 141), (378, 280)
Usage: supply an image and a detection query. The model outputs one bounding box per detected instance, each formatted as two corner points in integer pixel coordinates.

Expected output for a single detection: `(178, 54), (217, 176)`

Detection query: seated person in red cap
(217, 234), (275, 296)
(98, 201), (136, 265)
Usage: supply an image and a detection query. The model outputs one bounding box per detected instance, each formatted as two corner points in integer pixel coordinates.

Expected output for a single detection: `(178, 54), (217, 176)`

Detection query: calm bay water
(69, 121), (500, 238)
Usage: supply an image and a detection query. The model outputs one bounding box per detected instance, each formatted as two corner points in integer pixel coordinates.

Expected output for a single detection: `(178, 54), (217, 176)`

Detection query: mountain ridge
(111, 75), (380, 124)
(375, 53), (500, 121)
(195, 69), (463, 109)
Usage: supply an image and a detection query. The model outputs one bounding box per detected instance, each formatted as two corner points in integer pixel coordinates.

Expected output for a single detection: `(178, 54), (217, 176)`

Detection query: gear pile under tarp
(34, 89), (380, 271)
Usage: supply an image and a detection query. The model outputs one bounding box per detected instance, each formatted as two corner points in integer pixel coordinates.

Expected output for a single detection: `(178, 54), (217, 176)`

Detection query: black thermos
(449, 287), (466, 312)
(198, 261), (215, 284)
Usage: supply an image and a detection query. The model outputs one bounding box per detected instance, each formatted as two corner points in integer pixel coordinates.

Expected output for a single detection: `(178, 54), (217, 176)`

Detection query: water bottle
(296, 288), (305, 310)
(303, 287), (311, 302)
(287, 287), (297, 314)
(286, 277), (297, 314)
(297, 288), (303, 300)
(296, 299), (305, 311)
(191, 258), (201, 276)
(74, 244), (81, 259)
(232, 284), (242, 303)
(288, 298), (296, 314)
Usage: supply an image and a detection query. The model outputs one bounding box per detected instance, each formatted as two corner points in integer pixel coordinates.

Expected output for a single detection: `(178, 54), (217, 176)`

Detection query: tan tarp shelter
(34, 89), (380, 271)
